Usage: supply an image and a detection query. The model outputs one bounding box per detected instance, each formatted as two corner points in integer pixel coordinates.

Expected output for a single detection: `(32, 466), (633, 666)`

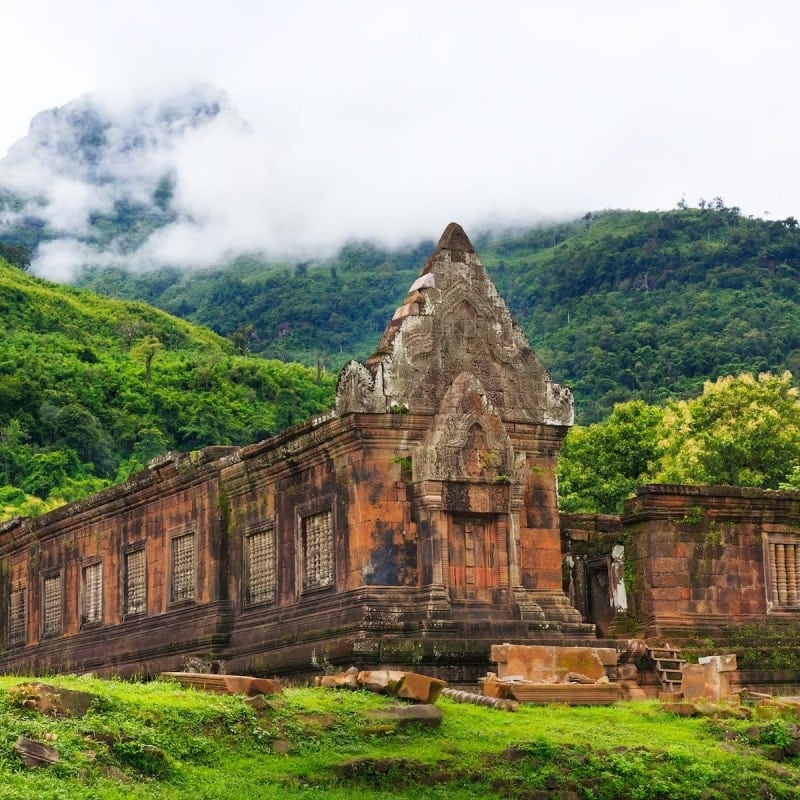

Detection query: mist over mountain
(0, 85), (259, 279)
(0, 85), (493, 281)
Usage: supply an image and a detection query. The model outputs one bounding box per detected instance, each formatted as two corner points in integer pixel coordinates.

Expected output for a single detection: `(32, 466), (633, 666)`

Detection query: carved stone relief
(413, 372), (515, 484)
(334, 223), (574, 426)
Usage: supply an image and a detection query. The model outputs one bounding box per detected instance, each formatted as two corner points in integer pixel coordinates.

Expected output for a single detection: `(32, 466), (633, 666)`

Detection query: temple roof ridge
(335, 222), (574, 426)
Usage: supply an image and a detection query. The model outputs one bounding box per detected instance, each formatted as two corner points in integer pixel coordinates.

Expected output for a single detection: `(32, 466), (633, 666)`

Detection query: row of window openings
(7, 511), (334, 644)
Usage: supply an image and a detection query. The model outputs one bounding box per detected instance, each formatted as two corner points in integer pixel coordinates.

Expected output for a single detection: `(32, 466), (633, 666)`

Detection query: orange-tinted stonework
(563, 485), (800, 643)
(0, 224), (590, 680)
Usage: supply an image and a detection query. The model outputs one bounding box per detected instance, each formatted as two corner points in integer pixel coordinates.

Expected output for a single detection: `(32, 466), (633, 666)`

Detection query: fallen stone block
(159, 672), (282, 696)
(357, 669), (406, 695)
(315, 667), (360, 689)
(396, 672), (446, 703)
(502, 682), (622, 705)
(681, 663), (730, 702)
(15, 736), (59, 768)
(367, 704), (443, 729)
(754, 698), (800, 720)
(7, 683), (97, 718)
(479, 675), (506, 698)
(490, 643), (616, 682)
(698, 654), (737, 672)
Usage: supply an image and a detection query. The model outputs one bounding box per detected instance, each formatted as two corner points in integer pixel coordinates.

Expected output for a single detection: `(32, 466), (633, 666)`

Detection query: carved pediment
(335, 361), (386, 414)
(413, 372), (517, 483)
(335, 222), (574, 426)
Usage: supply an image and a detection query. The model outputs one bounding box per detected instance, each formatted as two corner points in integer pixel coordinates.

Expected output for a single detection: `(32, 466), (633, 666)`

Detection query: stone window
(245, 528), (276, 606)
(301, 509), (334, 592)
(766, 535), (800, 609)
(8, 587), (25, 645)
(42, 574), (62, 636)
(81, 562), (103, 626)
(124, 548), (146, 616)
(171, 532), (196, 603)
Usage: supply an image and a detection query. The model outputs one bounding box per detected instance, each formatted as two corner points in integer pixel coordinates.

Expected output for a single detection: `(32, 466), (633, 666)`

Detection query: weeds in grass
(0, 677), (797, 799)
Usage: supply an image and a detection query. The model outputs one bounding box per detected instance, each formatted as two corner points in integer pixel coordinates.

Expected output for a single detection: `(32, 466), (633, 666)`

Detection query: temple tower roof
(335, 223), (573, 426)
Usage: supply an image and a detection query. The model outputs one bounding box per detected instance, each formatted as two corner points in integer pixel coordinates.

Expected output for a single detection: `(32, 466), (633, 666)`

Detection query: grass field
(0, 675), (798, 799)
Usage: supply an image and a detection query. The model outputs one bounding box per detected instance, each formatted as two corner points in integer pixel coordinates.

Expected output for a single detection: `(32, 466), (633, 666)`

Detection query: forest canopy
(558, 372), (800, 514)
(0, 257), (335, 521)
(74, 205), (800, 423)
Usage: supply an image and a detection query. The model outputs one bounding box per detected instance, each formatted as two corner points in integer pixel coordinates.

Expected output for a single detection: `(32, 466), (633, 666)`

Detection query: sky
(2, 0), (800, 277)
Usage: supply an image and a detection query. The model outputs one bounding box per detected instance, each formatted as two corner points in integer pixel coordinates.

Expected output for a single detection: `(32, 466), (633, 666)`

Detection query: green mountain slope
(483, 206), (800, 421)
(0, 258), (335, 519)
(74, 206), (800, 422)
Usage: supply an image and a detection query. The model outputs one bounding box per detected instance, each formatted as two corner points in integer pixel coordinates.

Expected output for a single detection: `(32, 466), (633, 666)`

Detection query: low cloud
(2, 3), (799, 279)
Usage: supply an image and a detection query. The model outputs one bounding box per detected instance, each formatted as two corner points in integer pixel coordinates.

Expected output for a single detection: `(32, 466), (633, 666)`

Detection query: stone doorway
(448, 514), (499, 601)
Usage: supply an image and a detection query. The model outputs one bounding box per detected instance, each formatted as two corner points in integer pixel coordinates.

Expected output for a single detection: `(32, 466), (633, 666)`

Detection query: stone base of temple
(0, 587), (597, 684)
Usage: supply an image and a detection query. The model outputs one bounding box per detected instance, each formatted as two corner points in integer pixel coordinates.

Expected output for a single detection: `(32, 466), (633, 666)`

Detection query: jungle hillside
(70, 204), (800, 424)
(0, 258), (334, 521)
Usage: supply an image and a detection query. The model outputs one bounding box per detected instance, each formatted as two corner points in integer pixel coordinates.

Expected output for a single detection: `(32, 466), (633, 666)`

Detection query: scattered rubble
(158, 672), (282, 696)
(7, 683), (97, 718)
(315, 668), (445, 704)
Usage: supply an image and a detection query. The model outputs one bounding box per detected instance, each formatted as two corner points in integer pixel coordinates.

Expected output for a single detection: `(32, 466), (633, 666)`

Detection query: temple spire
(435, 222), (474, 254)
(335, 222), (574, 426)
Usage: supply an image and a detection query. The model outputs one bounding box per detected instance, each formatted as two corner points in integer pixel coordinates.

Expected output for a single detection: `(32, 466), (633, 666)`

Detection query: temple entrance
(448, 514), (499, 601)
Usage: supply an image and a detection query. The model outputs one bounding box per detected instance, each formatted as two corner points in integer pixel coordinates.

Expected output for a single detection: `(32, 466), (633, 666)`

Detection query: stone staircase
(646, 645), (685, 693)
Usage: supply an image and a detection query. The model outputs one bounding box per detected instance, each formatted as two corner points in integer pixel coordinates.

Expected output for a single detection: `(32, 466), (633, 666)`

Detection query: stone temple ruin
(1, 222), (799, 694)
(0, 223), (594, 680)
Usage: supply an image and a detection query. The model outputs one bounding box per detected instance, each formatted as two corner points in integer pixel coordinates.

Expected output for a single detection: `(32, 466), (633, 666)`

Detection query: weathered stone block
(490, 644), (617, 682)
(365, 705), (443, 732)
(160, 672), (282, 696)
(396, 672), (446, 703)
(698, 654), (737, 672)
(15, 736), (59, 768)
(681, 663), (731, 701)
(357, 670), (406, 694)
(7, 683), (97, 718)
(316, 667), (360, 689)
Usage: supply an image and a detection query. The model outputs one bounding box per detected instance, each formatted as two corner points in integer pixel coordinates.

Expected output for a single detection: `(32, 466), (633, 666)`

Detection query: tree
(131, 335), (163, 384)
(0, 242), (32, 270)
(656, 372), (800, 488)
(558, 400), (664, 513)
(228, 324), (254, 355)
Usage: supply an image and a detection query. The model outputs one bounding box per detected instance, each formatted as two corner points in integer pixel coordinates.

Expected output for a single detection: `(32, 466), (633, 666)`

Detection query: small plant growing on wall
(393, 456), (412, 480)
(678, 506), (703, 525)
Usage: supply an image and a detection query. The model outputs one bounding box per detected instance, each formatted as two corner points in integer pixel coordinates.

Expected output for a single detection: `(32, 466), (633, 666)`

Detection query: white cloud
(1, 1), (799, 279)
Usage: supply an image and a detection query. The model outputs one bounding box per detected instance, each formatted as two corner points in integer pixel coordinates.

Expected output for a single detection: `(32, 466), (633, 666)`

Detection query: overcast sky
(2, 1), (800, 275)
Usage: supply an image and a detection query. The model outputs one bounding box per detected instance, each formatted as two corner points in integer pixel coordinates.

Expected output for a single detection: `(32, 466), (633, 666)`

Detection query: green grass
(0, 675), (798, 799)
